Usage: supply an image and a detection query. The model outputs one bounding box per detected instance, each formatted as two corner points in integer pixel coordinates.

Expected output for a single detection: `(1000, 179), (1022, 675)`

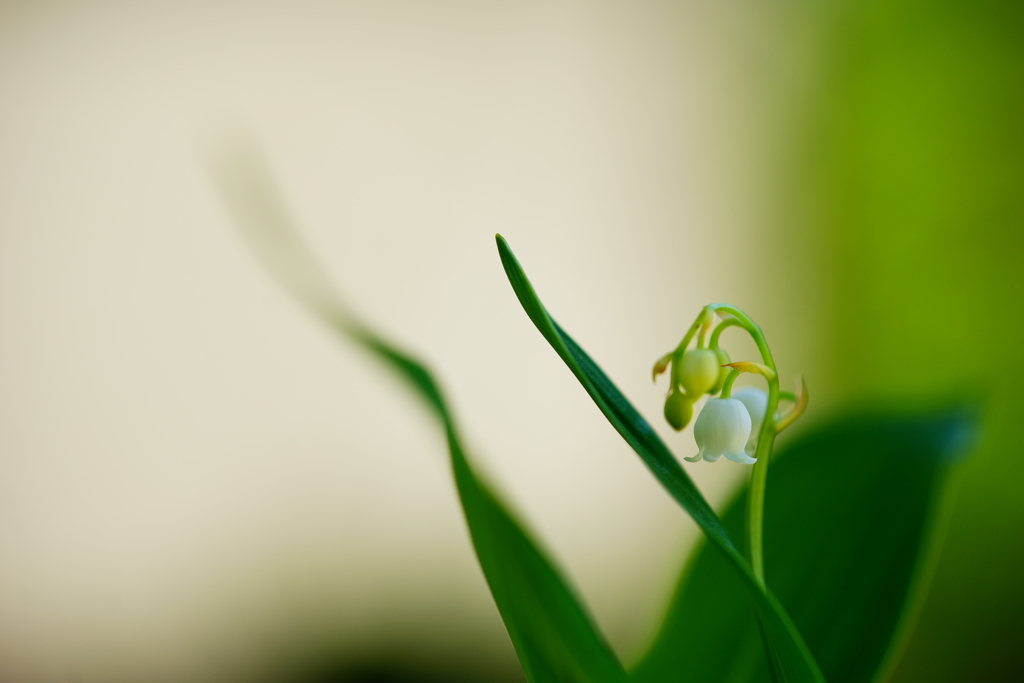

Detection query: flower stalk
(713, 308), (779, 588)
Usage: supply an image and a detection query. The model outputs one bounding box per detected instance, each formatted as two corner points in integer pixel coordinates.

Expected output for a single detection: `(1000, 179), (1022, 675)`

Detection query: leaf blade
(353, 334), (630, 683)
(629, 411), (972, 683)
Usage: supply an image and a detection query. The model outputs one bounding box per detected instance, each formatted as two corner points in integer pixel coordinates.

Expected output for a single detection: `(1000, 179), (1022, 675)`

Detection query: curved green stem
(720, 368), (741, 399)
(674, 305), (710, 355)
(747, 379), (779, 586)
(709, 305), (777, 374)
(774, 376), (808, 434)
(709, 317), (742, 349)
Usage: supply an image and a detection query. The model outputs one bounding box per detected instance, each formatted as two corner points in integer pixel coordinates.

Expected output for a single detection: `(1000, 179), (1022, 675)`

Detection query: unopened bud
(678, 349), (720, 396)
(664, 389), (694, 431)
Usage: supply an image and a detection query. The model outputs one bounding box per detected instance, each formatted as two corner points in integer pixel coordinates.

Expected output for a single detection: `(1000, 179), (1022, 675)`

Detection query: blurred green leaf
(209, 146), (627, 683)
(361, 332), (629, 683)
(629, 411), (972, 683)
(798, 4), (1024, 678)
(450, 422), (628, 683)
(495, 235), (824, 683)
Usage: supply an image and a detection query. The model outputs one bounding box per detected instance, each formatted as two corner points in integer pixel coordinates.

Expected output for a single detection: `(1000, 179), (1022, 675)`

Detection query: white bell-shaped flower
(731, 387), (784, 456)
(732, 387), (768, 456)
(685, 397), (755, 464)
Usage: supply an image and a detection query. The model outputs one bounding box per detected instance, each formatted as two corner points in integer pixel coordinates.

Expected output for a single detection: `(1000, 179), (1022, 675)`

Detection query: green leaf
(208, 147), (627, 683)
(363, 335), (629, 683)
(495, 235), (824, 683)
(629, 412), (972, 683)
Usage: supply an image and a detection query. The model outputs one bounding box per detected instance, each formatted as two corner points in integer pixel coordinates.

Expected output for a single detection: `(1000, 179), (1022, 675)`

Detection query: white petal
(732, 387), (768, 452)
(724, 450), (756, 464)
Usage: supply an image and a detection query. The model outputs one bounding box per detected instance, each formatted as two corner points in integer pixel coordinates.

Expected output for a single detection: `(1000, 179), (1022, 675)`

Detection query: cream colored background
(0, 2), (817, 681)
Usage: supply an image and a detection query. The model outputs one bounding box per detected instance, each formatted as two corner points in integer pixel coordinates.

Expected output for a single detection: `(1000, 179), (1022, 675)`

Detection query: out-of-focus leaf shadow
(207, 139), (627, 683)
(207, 140), (350, 326)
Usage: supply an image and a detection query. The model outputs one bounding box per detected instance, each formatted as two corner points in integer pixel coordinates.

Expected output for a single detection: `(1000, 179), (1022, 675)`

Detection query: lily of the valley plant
(214, 149), (972, 683)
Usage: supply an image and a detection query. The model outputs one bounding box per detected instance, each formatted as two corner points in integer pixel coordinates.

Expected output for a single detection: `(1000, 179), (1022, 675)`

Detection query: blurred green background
(799, 1), (1024, 681)
(0, 1), (1021, 681)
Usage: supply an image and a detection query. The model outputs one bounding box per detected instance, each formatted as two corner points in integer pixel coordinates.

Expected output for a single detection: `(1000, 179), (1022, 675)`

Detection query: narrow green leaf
(361, 339), (629, 683)
(629, 411), (972, 683)
(209, 147), (627, 683)
(496, 234), (824, 683)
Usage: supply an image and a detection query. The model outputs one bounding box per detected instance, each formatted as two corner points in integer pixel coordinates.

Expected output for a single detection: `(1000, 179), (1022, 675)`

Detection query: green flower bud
(664, 390), (694, 431)
(708, 347), (731, 395)
(678, 348), (720, 396)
